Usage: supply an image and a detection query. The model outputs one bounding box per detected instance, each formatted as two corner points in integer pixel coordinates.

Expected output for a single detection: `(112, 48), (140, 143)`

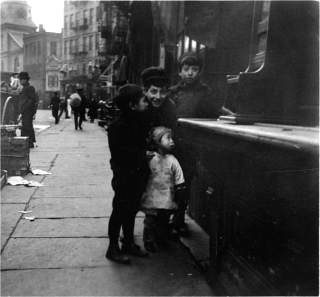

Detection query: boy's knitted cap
(115, 84), (144, 111)
(151, 126), (172, 144)
(141, 67), (168, 87)
(178, 52), (203, 72)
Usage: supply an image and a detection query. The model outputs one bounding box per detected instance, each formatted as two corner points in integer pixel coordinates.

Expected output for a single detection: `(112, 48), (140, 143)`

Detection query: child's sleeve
(172, 156), (185, 186)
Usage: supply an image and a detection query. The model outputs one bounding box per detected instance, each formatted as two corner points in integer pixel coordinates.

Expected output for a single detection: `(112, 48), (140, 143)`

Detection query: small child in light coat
(140, 126), (186, 253)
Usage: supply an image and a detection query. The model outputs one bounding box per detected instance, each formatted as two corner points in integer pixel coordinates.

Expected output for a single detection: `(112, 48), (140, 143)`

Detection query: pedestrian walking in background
(106, 84), (151, 264)
(66, 94), (72, 119)
(141, 67), (176, 129)
(49, 92), (61, 124)
(87, 92), (98, 123)
(168, 52), (234, 237)
(58, 96), (69, 119)
(17, 71), (37, 148)
(70, 88), (86, 130)
(140, 127), (185, 253)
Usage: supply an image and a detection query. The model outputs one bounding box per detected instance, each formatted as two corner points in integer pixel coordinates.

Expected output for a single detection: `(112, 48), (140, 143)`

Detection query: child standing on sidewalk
(140, 126), (186, 253)
(106, 84), (152, 264)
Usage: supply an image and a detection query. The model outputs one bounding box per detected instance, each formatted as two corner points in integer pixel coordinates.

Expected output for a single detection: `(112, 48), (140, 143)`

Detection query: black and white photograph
(1, 0), (319, 296)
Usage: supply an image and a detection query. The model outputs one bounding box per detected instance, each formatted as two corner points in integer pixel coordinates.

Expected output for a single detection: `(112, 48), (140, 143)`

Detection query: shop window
(38, 41), (41, 56)
(176, 31), (205, 60)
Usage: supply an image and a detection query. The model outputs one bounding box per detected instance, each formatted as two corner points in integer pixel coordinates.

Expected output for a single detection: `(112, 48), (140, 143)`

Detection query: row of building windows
(64, 34), (100, 55)
(64, 7), (100, 30)
(25, 41), (58, 58)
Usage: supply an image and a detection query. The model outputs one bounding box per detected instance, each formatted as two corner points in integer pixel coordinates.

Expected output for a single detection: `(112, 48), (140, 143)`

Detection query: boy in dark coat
(17, 71), (37, 148)
(106, 84), (152, 264)
(141, 67), (176, 129)
(168, 52), (233, 236)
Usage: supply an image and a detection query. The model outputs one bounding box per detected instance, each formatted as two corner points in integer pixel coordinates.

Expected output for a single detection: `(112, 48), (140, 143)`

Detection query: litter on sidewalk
(6, 176), (44, 187)
(30, 169), (52, 175)
(23, 216), (35, 221)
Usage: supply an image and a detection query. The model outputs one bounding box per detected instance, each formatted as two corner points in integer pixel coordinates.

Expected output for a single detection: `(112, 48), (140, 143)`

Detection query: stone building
(0, 0), (36, 73)
(23, 25), (62, 108)
(60, 0), (103, 98)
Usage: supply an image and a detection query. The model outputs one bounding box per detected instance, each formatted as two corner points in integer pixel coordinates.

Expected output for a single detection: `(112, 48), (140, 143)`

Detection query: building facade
(60, 0), (104, 98)
(23, 25), (62, 107)
(1, 0), (37, 73)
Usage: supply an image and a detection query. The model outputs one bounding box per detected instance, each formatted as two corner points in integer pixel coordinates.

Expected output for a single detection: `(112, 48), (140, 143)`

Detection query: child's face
(179, 64), (200, 85)
(131, 96), (148, 113)
(158, 132), (175, 153)
(145, 85), (167, 108)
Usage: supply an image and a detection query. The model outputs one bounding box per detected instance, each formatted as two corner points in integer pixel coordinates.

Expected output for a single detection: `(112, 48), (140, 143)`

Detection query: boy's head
(141, 67), (168, 108)
(178, 52), (203, 86)
(115, 84), (147, 114)
(150, 126), (174, 154)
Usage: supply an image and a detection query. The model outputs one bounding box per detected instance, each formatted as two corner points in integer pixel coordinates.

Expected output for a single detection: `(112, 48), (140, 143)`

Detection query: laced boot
(106, 244), (131, 264)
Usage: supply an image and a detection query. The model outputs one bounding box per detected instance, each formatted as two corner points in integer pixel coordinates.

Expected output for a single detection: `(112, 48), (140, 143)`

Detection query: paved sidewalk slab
(12, 218), (144, 238)
(26, 198), (113, 217)
(1, 265), (213, 296)
(1, 204), (25, 249)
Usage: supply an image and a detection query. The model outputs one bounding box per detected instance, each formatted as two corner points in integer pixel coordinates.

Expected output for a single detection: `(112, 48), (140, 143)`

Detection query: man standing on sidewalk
(49, 92), (61, 124)
(17, 71), (36, 148)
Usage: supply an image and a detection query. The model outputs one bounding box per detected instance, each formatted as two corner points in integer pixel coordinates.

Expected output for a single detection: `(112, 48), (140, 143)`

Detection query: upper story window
(70, 14), (74, 27)
(14, 57), (19, 73)
(50, 41), (57, 56)
(1, 34), (3, 51)
(25, 45), (28, 58)
(83, 37), (87, 51)
(38, 41), (41, 56)
(64, 16), (68, 29)
(89, 35), (93, 50)
(64, 41), (68, 55)
(90, 8), (93, 24)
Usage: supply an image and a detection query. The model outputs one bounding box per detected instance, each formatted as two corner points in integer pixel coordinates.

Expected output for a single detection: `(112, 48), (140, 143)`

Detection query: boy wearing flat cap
(141, 67), (176, 129)
(168, 52), (233, 236)
(17, 71), (37, 148)
(106, 84), (153, 264)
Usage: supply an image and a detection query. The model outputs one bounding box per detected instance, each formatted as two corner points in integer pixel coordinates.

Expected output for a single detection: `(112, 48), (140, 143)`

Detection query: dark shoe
(106, 245), (131, 264)
(75, 127), (78, 130)
(79, 126), (82, 130)
(120, 237), (140, 250)
(144, 242), (156, 253)
(155, 238), (170, 249)
(122, 243), (148, 257)
(29, 143), (34, 148)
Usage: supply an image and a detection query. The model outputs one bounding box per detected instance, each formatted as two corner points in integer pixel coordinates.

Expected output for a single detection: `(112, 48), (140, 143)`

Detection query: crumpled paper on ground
(7, 176), (44, 187)
(30, 169), (52, 175)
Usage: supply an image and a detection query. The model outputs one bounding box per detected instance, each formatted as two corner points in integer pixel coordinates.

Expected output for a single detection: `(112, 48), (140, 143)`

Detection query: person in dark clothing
(58, 96), (69, 119)
(168, 52), (234, 237)
(17, 71), (36, 148)
(87, 93), (98, 123)
(106, 84), (152, 264)
(141, 67), (176, 129)
(71, 88), (87, 130)
(50, 92), (61, 124)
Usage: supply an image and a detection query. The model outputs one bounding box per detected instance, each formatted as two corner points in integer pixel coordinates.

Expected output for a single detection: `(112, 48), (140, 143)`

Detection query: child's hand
(146, 151), (155, 161)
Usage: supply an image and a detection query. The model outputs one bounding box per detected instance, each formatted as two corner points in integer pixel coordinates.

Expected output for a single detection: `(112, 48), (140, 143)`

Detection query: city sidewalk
(1, 110), (214, 296)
